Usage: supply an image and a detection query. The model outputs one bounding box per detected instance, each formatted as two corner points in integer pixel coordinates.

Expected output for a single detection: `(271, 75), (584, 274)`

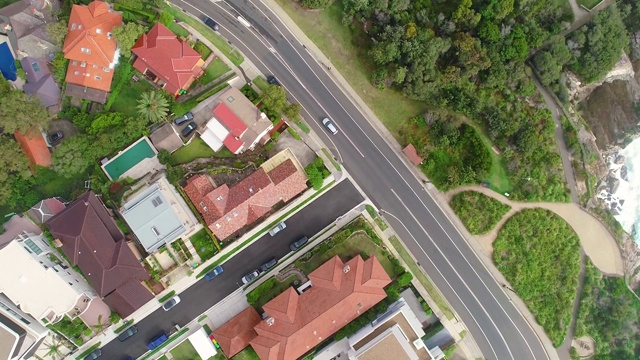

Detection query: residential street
(99, 180), (363, 359)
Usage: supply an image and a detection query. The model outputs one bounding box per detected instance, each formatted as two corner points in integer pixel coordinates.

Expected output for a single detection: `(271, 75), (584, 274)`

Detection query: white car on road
(268, 222), (286, 236)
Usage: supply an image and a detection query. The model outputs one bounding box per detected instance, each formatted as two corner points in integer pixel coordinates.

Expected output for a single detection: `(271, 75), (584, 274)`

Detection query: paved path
(446, 186), (624, 276)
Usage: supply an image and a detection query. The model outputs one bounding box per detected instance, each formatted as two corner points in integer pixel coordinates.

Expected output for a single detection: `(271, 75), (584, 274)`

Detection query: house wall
(0, 294), (48, 360)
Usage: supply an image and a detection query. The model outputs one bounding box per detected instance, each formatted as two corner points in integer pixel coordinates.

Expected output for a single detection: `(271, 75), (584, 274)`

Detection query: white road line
(381, 207), (501, 360)
(235, 0), (542, 357)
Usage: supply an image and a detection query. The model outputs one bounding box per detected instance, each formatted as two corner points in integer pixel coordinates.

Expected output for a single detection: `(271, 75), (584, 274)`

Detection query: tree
(50, 52), (68, 83)
(112, 23), (148, 58)
(89, 112), (125, 135)
(0, 137), (31, 204)
(137, 91), (170, 123)
(46, 22), (68, 46)
(52, 136), (95, 175)
(159, 11), (174, 27)
(43, 338), (64, 360)
(0, 73), (10, 95)
(0, 91), (51, 133)
(261, 84), (288, 113)
(91, 315), (107, 335)
(283, 103), (301, 121)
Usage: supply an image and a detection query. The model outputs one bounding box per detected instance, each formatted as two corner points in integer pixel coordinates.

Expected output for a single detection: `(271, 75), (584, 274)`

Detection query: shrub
(241, 83), (260, 102)
(449, 191), (511, 235)
(396, 271), (413, 287)
(158, 11), (174, 27)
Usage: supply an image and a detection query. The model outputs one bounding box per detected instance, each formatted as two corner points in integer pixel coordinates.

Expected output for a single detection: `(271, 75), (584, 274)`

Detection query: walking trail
(446, 186), (624, 276)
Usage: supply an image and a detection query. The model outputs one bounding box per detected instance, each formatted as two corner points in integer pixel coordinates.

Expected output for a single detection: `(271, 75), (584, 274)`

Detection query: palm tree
(91, 315), (107, 336)
(43, 337), (64, 360)
(136, 90), (169, 123)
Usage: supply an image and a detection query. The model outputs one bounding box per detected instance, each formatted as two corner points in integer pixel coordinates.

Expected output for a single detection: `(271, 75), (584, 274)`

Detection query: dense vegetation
(573, 262), (640, 359)
(449, 191), (511, 234)
(493, 209), (581, 346)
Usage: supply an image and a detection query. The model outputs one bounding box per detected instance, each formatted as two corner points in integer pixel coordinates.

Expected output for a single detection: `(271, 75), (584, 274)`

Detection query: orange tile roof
(14, 128), (51, 170)
(62, 0), (121, 92)
(402, 144), (423, 166)
(212, 307), (262, 358)
(250, 255), (391, 360)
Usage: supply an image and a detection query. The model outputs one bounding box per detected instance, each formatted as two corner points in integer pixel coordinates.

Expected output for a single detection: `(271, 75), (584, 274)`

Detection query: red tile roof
(103, 278), (153, 318)
(132, 23), (204, 96)
(47, 191), (151, 316)
(214, 103), (248, 137)
(183, 159), (307, 240)
(223, 134), (245, 154)
(62, 1), (122, 92)
(212, 307), (262, 358)
(244, 255), (390, 360)
(13, 128), (51, 170)
(402, 144), (423, 166)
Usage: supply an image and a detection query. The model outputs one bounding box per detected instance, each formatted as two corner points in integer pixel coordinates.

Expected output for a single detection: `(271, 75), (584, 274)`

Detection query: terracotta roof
(47, 191), (151, 315)
(103, 278), (153, 318)
(250, 255), (391, 360)
(402, 144), (423, 166)
(62, 0), (121, 92)
(212, 307), (261, 357)
(132, 23), (204, 96)
(13, 128), (51, 170)
(214, 102), (248, 137)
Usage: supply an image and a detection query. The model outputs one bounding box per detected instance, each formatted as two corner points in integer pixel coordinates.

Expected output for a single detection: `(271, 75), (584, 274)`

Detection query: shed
(188, 327), (218, 358)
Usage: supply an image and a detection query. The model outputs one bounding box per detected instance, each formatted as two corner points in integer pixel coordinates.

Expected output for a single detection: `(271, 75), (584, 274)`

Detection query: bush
(158, 290), (176, 303)
(241, 84), (260, 102)
(104, 60), (133, 111)
(396, 271), (413, 287)
(449, 191), (511, 235)
(157, 149), (173, 165)
(158, 11), (174, 27)
(305, 157), (330, 190)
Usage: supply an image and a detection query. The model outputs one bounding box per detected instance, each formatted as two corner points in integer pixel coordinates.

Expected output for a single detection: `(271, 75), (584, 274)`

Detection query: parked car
(204, 17), (219, 31)
(268, 222), (286, 236)
(117, 325), (138, 342)
(83, 349), (102, 360)
(173, 112), (194, 125)
(49, 131), (64, 143)
(242, 269), (260, 284)
(289, 236), (309, 252)
(322, 118), (338, 135)
(267, 75), (280, 86)
(162, 296), (181, 311)
(181, 122), (197, 137)
(147, 332), (168, 350)
(259, 258), (278, 272)
(204, 265), (224, 281)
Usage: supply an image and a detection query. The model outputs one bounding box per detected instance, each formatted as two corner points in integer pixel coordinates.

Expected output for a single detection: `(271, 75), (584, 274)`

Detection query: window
(93, 64), (98, 69)
(80, 48), (90, 54)
(215, 223), (221, 228)
(72, 61), (77, 66)
(23, 246), (32, 254)
(151, 196), (163, 207)
(96, 28), (102, 34)
(78, 25), (82, 29)
(216, 196), (223, 201)
(103, 67), (110, 72)
(80, 62), (86, 68)
(95, 75), (101, 80)
(227, 96), (235, 103)
(225, 216), (231, 222)
(24, 239), (42, 255)
(32, 62), (40, 72)
(71, 23), (76, 30)
(74, 71), (79, 75)
(151, 226), (160, 236)
(68, 282), (73, 286)
(107, 32), (112, 38)
(232, 211), (238, 217)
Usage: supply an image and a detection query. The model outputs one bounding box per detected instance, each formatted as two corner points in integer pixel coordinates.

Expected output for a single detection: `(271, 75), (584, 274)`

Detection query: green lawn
(170, 339), (202, 360)
(273, 0), (425, 135)
(449, 191), (511, 235)
(252, 76), (269, 92)
(168, 22), (190, 38)
(110, 78), (155, 118)
(164, 5), (244, 66)
(576, 0), (602, 10)
(197, 58), (232, 86)
(171, 137), (234, 164)
(246, 275), (298, 309)
(194, 41), (213, 59)
(0, 0), (20, 7)
(190, 229), (218, 262)
(231, 347), (260, 360)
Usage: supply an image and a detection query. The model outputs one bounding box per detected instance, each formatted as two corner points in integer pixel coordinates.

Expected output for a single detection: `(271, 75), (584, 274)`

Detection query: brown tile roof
(28, 197), (66, 224)
(212, 307), (261, 358)
(402, 144), (423, 166)
(103, 278), (153, 318)
(62, 1), (121, 92)
(249, 255), (392, 360)
(13, 128), (51, 170)
(47, 191), (151, 315)
(183, 161), (307, 240)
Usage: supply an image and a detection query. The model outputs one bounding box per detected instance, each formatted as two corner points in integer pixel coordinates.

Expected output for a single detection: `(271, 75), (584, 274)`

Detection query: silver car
(322, 118), (338, 135)
(162, 296), (181, 311)
(242, 269), (260, 284)
(268, 222), (287, 236)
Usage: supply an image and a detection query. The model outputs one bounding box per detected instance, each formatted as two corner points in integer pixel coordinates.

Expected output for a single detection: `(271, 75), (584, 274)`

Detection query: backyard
(196, 58), (232, 86)
(110, 78), (156, 118)
(171, 137), (234, 164)
(246, 275), (299, 309)
(231, 347), (260, 360)
(190, 228), (218, 262)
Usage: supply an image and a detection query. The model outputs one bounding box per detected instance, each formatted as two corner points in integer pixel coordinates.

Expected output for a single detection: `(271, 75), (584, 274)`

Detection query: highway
(100, 180), (363, 359)
(167, 0), (551, 359)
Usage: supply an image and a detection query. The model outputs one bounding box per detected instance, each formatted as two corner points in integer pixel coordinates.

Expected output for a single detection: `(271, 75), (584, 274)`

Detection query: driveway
(270, 131), (316, 167)
(47, 119), (78, 146)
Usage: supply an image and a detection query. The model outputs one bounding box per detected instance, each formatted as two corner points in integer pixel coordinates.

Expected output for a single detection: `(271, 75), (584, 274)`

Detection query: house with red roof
(212, 255), (391, 360)
(212, 307), (262, 358)
(183, 150), (307, 240)
(46, 191), (153, 318)
(200, 87), (273, 154)
(132, 23), (205, 97)
(62, 0), (121, 102)
(14, 128), (51, 171)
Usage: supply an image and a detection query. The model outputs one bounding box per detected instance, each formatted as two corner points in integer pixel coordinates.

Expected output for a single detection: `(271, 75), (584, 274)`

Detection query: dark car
(259, 258), (278, 272)
(241, 269), (260, 284)
(147, 332), (168, 350)
(267, 75), (280, 86)
(173, 112), (194, 125)
(83, 349), (102, 360)
(117, 325), (138, 342)
(204, 265), (224, 281)
(289, 236), (309, 252)
(204, 17), (219, 31)
(181, 122), (197, 137)
(49, 131), (64, 143)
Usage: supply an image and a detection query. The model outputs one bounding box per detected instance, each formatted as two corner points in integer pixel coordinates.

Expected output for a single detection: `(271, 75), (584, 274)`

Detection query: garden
(190, 228), (219, 262)
(246, 275), (299, 309)
(48, 316), (91, 346)
(492, 208), (581, 346)
(171, 137), (235, 165)
(449, 191), (511, 235)
(196, 58), (232, 86)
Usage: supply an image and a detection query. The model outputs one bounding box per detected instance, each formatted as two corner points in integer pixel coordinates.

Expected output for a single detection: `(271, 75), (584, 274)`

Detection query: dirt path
(446, 186), (624, 276)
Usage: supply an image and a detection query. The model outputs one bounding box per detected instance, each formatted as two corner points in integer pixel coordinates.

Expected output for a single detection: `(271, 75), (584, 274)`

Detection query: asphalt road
(101, 180), (363, 359)
(167, 1), (553, 359)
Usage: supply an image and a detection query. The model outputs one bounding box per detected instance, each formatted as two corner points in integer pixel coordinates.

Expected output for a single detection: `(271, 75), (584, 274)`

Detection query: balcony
(66, 294), (91, 319)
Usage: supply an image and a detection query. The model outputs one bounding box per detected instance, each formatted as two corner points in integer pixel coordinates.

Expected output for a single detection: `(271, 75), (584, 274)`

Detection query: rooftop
(14, 128), (51, 170)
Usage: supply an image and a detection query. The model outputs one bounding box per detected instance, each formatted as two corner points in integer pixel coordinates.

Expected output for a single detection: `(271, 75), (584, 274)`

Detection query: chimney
(53, 239), (63, 247)
(266, 317), (275, 326)
(343, 265), (350, 273)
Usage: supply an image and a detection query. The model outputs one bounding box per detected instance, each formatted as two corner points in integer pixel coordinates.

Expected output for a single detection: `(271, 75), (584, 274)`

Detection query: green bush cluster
(305, 157), (330, 190)
(241, 83), (260, 102)
(48, 316), (90, 344)
(449, 191), (511, 235)
(105, 60), (133, 111)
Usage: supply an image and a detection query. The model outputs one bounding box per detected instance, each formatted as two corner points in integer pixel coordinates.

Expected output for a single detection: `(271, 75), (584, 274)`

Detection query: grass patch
(194, 41), (213, 59)
(196, 58), (231, 86)
(113, 319), (134, 334)
(140, 327), (189, 360)
(295, 120), (310, 134)
(273, 0), (425, 135)
(287, 127), (302, 140)
(168, 22), (190, 38)
(190, 228), (218, 262)
(321, 148), (341, 171)
(374, 217), (388, 231)
(246, 275), (298, 309)
(75, 342), (101, 360)
(231, 347), (260, 360)
(197, 181), (335, 278)
(493, 208), (581, 346)
(171, 137), (234, 164)
(163, 5), (244, 66)
(389, 235), (454, 320)
(365, 204), (376, 218)
(576, 0), (602, 10)
(0, 0), (19, 7)
(170, 339), (201, 360)
(158, 290), (176, 303)
(449, 191), (511, 235)
(252, 76), (269, 92)
(110, 78), (156, 118)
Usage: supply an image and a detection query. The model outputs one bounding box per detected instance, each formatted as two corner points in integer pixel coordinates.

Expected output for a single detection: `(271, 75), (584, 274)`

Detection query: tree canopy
(0, 91), (51, 134)
(0, 137), (31, 204)
(113, 22), (148, 58)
